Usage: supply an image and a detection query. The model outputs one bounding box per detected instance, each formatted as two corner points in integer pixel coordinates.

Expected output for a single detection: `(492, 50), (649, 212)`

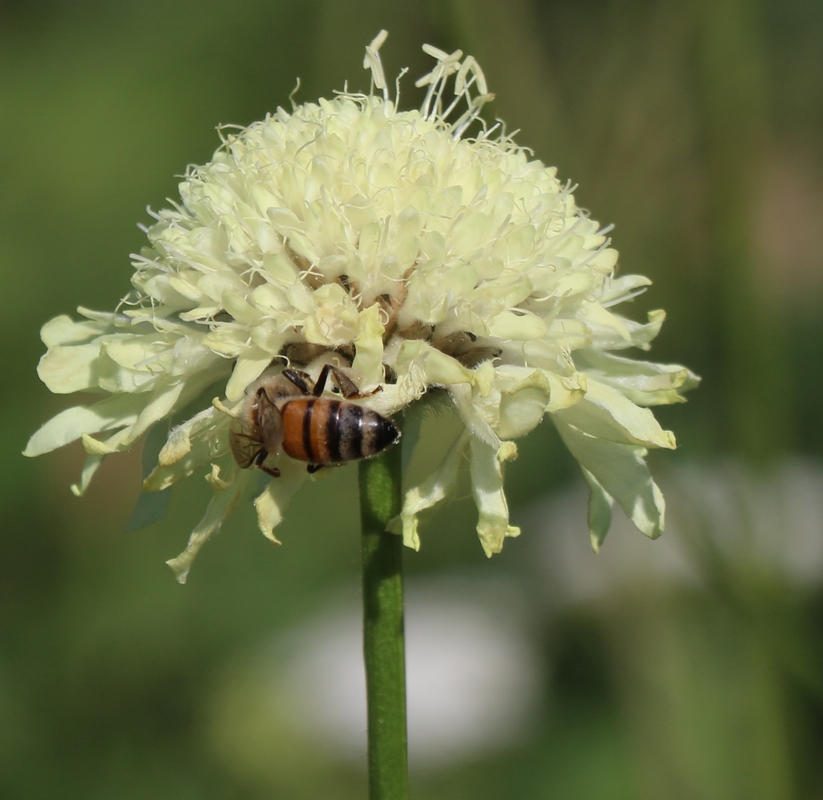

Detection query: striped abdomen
(280, 398), (399, 465)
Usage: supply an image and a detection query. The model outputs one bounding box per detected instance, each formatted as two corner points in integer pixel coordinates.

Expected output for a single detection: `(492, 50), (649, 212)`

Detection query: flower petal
(469, 437), (520, 557)
(580, 303), (632, 342)
(389, 429), (469, 550)
(23, 393), (147, 457)
(495, 367), (551, 439)
(40, 314), (110, 347)
(166, 464), (251, 584)
(143, 408), (230, 491)
(70, 427), (132, 496)
(37, 344), (101, 393)
(123, 382), (186, 446)
(554, 419), (665, 540)
(352, 303), (386, 387)
(254, 458), (311, 544)
(225, 346), (272, 401)
(599, 274), (651, 305)
(580, 466), (614, 552)
(449, 383), (500, 449)
(574, 349), (701, 406)
(488, 310), (548, 340)
(554, 377), (676, 449)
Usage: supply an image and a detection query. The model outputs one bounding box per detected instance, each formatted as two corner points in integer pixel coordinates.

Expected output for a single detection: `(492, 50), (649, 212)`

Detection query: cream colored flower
(25, 31), (697, 581)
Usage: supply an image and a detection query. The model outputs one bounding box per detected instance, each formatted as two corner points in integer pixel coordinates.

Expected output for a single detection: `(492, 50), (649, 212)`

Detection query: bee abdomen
(281, 398), (399, 465)
(336, 403), (399, 462)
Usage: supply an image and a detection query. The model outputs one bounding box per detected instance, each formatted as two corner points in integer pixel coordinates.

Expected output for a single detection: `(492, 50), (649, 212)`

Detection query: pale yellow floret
(25, 31), (697, 580)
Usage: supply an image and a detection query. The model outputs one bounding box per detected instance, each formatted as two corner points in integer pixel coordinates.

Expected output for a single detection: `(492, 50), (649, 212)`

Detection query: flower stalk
(359, 430), (408, 800)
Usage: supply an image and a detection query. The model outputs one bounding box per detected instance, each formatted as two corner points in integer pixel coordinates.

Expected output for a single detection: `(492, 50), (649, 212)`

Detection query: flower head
(25, 32), (698, 582)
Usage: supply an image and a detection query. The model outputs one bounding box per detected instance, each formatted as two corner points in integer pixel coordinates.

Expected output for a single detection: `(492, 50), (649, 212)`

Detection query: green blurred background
(3, 0), (823, 797)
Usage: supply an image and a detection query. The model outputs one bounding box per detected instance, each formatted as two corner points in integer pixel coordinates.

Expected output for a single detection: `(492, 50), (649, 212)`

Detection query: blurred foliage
(2, 0), (823, 797)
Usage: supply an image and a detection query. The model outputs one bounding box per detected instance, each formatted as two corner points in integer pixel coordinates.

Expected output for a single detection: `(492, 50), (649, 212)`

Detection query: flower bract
(25, 31), (698, 582)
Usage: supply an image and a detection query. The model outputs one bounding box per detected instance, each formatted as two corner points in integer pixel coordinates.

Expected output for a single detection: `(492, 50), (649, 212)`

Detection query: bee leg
(306, 463), (324, 474)
(315, 363), (369, 399)
(281, 368), (313, 395)
(254, 448), (281, 478)
(311, 363), (336, 396)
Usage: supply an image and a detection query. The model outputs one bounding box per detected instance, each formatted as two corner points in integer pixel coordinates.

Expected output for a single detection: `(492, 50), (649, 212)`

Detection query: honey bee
(229, 364), (400, 477)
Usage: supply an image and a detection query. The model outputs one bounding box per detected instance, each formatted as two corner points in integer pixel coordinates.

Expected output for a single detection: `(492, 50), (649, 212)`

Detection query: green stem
(359, 435), (408, 800)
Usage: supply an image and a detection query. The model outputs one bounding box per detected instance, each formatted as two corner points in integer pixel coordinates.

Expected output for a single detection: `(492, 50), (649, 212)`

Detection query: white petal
(166, 464), (252, 584)
(554, 419), (665, 540)
(123, 382), (186, 446)
(254, 458), (311, 544)
(126, 366), (231, 448)
(70, 455), (104, 497)
(469, 437), (520, 557)
(487, 310), (548, 341)
(40, 315), (110, 347)
(554, 377), (676, 449)
(544, 371), (587, 413)
(580, 467), (614, 552)
(352, 304), (386, 387)
(37, 344), (101, 393)
(225, 347), (272, 401)
(23, 394), (146, 457)
(580, 303), (632, 342)
(575, 349), (701, 406)
(70, 428), (131, 496)
(449, 384), (499, 449)
(144, 409), (230, 492)
(592, 309), (666, 351)
(222, 290), (260, 325)
(389, 429), (470, 550)
(599, 273), (651, 305)
(103, 334), (167, 370)
(396, 340), (476, 387)
(496, 368), (551, 439)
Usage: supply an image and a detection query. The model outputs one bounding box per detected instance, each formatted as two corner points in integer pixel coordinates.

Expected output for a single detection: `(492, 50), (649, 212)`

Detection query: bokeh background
(3, 0), (823, 797)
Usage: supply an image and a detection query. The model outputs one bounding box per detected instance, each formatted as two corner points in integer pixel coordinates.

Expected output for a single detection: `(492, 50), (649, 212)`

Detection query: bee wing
(229, 420), (263, 469)
(257, 392), (285, 455)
